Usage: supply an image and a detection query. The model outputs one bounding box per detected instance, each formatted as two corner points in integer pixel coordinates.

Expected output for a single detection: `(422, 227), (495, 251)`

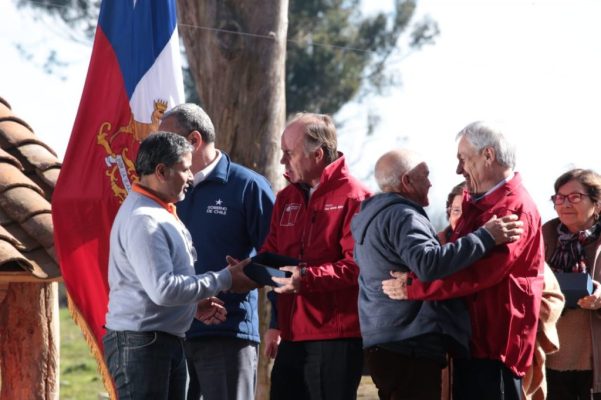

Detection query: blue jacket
(351, 192), (495, 356)
(177, 153), (274, 342)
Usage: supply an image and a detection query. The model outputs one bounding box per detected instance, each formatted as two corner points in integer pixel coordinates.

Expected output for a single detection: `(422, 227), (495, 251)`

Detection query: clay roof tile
(0, 117), (57, 157)
(0, 223), (40, 252)
(0, 162), (43, 194)
(21, 212), (54, 250)
(38, 167), (60, 189)
(0, 187), (50, 224)
(0, 239), (43, 277)
(0, 208), (10, 225)
(0, 96), (61, 281)
(0, 148), (22, 169)
(0, 118), (35, 148)
(17, 143), (62, 172)
(0, 97), (12, 119)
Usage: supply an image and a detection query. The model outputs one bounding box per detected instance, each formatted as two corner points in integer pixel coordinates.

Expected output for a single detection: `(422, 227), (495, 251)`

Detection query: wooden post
(0, 282), (59, 400)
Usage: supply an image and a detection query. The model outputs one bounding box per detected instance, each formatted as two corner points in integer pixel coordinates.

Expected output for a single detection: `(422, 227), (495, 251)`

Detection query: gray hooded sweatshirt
(351, 192), (496, 358)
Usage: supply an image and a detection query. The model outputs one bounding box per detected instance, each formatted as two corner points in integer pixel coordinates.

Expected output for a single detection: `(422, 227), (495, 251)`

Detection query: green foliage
(14, 0), (438, 116)
(286, 0), (438, 115)
(60, 307), (106, 400)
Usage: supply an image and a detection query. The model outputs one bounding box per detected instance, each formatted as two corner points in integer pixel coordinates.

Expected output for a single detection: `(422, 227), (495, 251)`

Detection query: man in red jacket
(261, 113), (371, 400)
(382, 121), (545, 400)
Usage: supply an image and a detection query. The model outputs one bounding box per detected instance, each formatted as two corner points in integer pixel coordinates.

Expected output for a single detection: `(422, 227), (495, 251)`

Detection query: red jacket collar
(284, 152), (348, 192)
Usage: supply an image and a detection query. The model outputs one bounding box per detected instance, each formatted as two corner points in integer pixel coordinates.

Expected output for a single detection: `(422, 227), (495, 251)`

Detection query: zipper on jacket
(299, 212), (317, 261)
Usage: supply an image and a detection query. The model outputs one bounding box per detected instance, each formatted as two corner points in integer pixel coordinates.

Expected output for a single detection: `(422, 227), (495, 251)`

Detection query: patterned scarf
(549, 221), (601, 273)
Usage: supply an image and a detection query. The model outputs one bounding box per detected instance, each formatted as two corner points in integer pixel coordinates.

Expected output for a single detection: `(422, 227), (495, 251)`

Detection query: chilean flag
(52, 0), (184, 393)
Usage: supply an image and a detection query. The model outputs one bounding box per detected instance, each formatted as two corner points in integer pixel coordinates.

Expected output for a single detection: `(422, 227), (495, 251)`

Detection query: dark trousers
(184, 337), (257, 400)
(103, 329), (187, 400)
(365, 346), (442, 400)
(547, 368), (601, 400)
(453, 358), (521, 400)
(270, 338), (363, 400)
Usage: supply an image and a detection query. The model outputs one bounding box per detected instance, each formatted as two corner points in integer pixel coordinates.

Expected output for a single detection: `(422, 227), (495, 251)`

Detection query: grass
(58, 306), (377, 399)
(60, 307), (107, 400)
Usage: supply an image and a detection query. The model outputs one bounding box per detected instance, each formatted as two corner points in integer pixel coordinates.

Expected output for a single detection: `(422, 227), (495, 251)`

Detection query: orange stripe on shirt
(132, 183), (178, 219)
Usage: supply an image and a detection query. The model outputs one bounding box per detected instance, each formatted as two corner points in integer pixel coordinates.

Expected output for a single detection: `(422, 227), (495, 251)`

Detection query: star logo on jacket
(206, 199), (227, 215)
(280, 203), (301, 226)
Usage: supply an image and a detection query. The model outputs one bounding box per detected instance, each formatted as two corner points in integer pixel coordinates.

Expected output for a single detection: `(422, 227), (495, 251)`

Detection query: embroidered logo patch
(280, 203), (301, 226)
(206, 199), (228, 215)
(324, 203), (343, 211)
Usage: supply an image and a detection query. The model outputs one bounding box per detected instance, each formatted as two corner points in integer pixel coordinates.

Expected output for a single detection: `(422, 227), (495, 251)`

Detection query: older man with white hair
(382, 122), (546, 400)
(351, 148), (523, 400)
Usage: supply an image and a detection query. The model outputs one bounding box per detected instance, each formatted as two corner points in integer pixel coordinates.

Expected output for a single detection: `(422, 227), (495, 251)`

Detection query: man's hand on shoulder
(483, 214), (524, 245)
(225, 256), (260, 293)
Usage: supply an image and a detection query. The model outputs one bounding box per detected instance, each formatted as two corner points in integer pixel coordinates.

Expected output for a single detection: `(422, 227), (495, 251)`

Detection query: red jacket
(406, 173), (545, 376)
(261, 155), (371, 341)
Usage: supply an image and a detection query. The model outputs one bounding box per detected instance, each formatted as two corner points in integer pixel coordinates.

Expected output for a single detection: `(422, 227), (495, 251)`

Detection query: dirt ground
(357, 375), (378, 399)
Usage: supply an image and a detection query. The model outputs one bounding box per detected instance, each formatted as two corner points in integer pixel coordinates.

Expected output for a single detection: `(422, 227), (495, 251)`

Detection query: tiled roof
(0, 96), (61, 281)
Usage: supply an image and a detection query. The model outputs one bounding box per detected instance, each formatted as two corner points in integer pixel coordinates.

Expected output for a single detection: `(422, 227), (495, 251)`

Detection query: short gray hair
(456, 121), (516, 169)
(135, 132), (193, 176)
(162, 103), (216, 143)
(289, 113), (339, 165)
(375, 149), (423, 192)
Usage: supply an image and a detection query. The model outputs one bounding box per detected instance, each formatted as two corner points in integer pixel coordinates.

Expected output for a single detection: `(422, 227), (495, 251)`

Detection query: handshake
(195, 297), (226, 325)
(194, 255), (261, 325)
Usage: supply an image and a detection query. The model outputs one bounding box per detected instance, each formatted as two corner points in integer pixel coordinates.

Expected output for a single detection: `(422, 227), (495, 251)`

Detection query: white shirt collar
(193, 150), (222, 187)
(472, 172), (515, 202)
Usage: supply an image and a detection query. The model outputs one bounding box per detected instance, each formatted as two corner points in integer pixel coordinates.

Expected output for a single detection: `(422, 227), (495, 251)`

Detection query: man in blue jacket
(159, 104), (275, 400)
(351, 148), (522, 400)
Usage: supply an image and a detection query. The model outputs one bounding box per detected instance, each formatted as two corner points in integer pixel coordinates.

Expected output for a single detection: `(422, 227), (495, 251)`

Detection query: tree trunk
(0, 282), (59, 400)
(177, 0), (288, 186)
(177, 1), (288, 398)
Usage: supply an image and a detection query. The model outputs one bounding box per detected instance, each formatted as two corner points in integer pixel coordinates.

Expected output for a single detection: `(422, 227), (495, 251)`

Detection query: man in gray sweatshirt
(103, 132), (257, 400)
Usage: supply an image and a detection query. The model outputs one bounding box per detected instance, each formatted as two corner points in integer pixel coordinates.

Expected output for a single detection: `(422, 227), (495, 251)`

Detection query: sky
(1, 0), (600, 225)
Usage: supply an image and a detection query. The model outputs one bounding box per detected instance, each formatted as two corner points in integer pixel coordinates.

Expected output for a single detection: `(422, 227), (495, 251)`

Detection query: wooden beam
(0, 272), (62, 283)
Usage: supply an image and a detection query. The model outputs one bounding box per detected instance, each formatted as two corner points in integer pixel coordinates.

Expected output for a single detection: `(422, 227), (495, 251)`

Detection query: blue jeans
(103, 329), (187, 400)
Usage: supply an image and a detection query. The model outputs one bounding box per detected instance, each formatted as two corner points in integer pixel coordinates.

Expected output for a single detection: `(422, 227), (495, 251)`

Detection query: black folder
(556, 272), (593, 308)
(244, 252), (298, 287)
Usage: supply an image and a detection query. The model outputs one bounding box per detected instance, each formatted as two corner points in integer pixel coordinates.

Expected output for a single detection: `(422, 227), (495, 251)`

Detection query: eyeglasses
(550, 192), (590, 205)
(448, 207), (462, 216)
